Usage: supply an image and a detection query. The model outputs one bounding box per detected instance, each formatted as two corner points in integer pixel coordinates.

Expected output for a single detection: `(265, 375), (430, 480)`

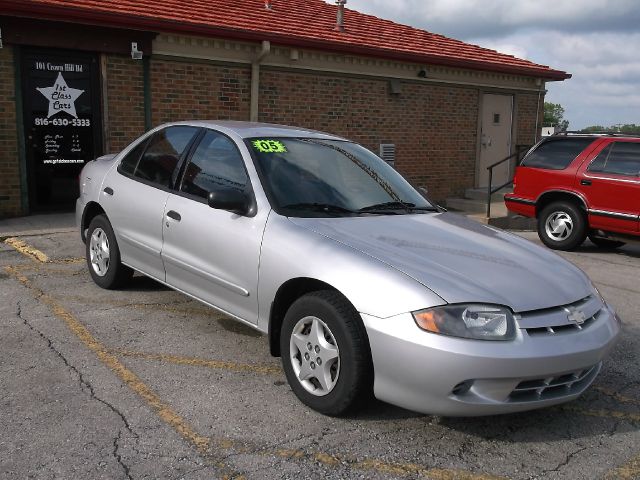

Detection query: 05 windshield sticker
(252, 139), (287, 153)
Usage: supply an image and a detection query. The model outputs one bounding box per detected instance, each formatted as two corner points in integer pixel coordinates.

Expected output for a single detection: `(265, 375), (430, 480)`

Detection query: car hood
(289, 212), (592, 313)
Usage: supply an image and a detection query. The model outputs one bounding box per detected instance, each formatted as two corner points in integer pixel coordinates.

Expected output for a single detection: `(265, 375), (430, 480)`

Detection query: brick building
(0, 0), (569, 217)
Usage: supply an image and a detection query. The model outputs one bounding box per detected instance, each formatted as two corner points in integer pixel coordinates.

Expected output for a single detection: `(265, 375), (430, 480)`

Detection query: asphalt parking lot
(1, 227), (639, 480)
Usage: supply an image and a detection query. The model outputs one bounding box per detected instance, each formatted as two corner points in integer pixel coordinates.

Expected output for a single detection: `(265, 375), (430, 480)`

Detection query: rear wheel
(588, 235), (625, 249)
(280, 290), (373, 416)
(538, 201), (587, 251)
(86, 214), (133, 289)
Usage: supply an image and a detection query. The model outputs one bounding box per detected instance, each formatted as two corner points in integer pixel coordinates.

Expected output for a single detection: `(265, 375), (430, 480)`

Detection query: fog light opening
(452, 380), (474, 396)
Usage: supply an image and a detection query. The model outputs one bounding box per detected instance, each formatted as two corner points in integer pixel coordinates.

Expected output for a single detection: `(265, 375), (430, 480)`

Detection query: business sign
(21, 49), (102, 210)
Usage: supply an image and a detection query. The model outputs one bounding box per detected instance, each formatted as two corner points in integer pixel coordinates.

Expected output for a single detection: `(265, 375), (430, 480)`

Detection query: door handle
(580, 179), (592, 186)
(166, 210), (181, 221)
(103, 187), (114, 195)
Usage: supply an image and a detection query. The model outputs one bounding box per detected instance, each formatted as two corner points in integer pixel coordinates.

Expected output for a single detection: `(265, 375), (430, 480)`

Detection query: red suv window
(521, 138), (595, 170)
(587, 142), (640, 177)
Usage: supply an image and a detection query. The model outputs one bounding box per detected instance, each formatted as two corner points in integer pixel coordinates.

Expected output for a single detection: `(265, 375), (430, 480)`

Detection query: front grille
(518, 295), (604, 337)
(525, 313), (598, 336)
(508, 364), (599, 402)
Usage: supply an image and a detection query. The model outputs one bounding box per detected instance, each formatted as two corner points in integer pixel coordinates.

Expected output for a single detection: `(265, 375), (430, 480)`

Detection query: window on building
(134, 126), (199, 188)
(180, 130), (249, 200)
(521, 138), (594, 170)
(587, 142), (640, 176)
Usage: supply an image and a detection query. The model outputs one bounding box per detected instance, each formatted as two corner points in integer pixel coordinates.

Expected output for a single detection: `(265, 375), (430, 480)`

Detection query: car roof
(158, 120), (348, 141)
(549, 132), (640, 141)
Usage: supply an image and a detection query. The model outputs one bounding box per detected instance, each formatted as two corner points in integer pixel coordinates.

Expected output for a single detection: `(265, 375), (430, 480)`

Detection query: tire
(280, 290), (373, 416)
(85, 214), (133, 289)
(538, 201), (587, 251)
(588, 235), (625, 249)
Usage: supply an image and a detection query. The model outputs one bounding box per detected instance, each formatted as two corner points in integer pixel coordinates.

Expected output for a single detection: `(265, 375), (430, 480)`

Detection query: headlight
(413, 304), (516, 341)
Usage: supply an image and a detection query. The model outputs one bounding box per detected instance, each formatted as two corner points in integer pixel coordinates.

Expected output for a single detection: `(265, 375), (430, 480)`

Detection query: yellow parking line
(561, 405), (640, 423)
(594, 387), (640, 407)
(5, 267), (210, 454)
(605, 452), (640, 480)
(110, 348), (282, 376)
(214, 438), (506, 480)
(3, 237), (84, 264)
(4, 237), (49, 263)
(7, 265), (505, 480)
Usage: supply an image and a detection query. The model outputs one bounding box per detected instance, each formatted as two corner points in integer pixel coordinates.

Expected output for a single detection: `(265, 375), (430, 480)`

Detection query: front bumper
(362, 304), (621, 416)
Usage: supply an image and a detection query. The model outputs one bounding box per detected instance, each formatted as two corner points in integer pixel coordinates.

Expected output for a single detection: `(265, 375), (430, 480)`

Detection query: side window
(588, 142), (640, 177)
(181, 130), (249, 200)
(521, 138), (594, 170)
(134, 126), (199, 188)
(586, 145), (611, 173)
(118, 139), (148, 176)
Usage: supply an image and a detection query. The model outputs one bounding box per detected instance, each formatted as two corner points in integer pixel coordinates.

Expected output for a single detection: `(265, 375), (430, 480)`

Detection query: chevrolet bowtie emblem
(566, 307), (587, 325)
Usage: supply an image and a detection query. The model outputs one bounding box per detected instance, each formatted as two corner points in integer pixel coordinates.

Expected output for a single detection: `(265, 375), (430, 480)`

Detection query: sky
(342, 0), (640, 130)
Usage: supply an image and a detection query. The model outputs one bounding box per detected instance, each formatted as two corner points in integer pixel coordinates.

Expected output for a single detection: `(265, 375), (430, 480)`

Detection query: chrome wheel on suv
(538, 202), (587, 251)
(544, 211), (574, 242)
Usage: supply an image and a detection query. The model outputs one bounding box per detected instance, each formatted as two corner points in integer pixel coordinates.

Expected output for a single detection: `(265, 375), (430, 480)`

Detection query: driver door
(161, 129), (269, 323)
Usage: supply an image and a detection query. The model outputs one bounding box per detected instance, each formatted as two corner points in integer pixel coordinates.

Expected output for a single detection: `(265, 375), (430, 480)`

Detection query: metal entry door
(21, 48), (102, 212)
(478, 94), (513, 188)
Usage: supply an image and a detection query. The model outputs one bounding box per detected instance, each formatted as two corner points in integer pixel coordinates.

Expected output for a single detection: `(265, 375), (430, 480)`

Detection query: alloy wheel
(289, 316), (340, 396)
(89, 227), (110, 277)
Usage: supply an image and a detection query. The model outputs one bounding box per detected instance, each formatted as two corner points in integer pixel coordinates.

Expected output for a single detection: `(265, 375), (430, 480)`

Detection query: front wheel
(86, 214), (133, 289)
(280, 291), (373, 416)
(538, 202), (587, 251)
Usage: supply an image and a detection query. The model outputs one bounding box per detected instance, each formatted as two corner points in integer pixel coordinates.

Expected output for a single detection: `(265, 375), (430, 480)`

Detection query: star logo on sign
(36, 72), (85, 119)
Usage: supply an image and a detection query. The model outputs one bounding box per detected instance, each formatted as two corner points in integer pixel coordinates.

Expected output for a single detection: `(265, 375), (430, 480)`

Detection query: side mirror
(208, 189), (249, 215)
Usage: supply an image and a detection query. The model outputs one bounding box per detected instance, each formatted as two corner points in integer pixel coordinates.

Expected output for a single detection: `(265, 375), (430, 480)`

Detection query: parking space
(1, 230), (639, 479)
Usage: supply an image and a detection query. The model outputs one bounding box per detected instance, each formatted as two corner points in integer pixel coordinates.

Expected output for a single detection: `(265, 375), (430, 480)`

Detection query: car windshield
(247, 138), (435, 217)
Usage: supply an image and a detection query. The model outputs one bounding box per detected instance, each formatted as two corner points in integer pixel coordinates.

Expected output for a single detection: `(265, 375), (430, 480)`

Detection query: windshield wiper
(281, 203), (357, 215)
(358, 201), (439, 214)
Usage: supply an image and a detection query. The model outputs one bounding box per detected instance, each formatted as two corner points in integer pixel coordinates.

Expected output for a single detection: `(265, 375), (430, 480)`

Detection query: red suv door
(576, 140), (640, 234)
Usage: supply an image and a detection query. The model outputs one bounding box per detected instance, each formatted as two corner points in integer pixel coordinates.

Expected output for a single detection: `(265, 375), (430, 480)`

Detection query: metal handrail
(486, 145), (530, 218)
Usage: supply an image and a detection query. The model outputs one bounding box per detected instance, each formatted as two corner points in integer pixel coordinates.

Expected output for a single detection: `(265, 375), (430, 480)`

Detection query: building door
(21, 48), (102, 212)
(478, 94), (513, 188)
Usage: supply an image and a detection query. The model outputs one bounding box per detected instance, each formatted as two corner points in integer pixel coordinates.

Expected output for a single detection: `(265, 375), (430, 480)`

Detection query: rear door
(577, 140), (640, 234)
(101, 126), (200, 280)
(161, 129), (269, 323)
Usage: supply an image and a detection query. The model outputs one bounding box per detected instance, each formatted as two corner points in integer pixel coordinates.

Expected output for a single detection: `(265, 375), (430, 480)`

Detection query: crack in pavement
(15, 299), (137, 480)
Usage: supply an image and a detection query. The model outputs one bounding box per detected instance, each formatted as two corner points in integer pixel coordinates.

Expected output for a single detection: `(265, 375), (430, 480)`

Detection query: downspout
(534, 79), (545, 143)
(250, 40), (271, 122)
(143, 55), (152, 131)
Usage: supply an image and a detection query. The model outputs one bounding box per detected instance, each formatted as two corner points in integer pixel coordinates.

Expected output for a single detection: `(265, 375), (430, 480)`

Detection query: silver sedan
(76, 121), (621, 416)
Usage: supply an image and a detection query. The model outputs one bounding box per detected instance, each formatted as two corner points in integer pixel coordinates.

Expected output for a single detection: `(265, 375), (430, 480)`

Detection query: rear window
(521, 138), (594, 170)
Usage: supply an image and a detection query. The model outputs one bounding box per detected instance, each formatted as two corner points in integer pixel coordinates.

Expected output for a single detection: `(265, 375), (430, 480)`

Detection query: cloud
(345, 0), (640, 38)
(339, 0), (640, 129)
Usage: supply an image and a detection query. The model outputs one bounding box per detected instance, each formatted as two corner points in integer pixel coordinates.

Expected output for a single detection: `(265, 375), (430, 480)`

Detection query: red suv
(505, 133), (640, 250)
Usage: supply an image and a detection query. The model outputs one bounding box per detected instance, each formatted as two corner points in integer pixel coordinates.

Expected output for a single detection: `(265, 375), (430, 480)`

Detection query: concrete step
(464, 187), (513, 202)
(463, 212), (536, 231)
(445, 197), (508, 217)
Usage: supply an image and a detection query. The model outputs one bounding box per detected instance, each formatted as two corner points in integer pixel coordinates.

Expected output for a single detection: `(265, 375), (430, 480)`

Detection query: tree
(543, 102), (569, 131)
(580, 124), (640, 134)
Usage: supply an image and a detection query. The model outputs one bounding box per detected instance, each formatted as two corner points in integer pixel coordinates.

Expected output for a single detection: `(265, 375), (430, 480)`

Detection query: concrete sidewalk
(0, 212), (76, 238)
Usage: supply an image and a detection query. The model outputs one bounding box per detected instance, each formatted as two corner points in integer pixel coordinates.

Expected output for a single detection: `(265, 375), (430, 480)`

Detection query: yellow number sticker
(252, 139), (287, 153)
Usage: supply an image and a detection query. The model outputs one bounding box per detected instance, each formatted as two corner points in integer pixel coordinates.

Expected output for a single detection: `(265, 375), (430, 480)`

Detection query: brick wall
(0, 45), (23, 218)
(105, 55), (146, 153)
(259, 70), (479, 201)
(515, 92), (543, 148)
(150, 59), (251, 126)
